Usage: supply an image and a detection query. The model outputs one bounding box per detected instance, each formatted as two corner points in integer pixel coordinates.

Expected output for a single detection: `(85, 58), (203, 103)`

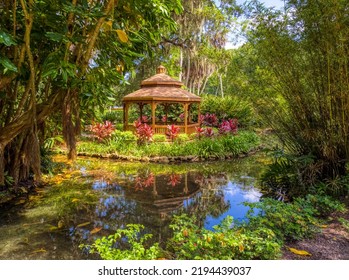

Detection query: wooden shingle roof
(123, 66), (201, 102)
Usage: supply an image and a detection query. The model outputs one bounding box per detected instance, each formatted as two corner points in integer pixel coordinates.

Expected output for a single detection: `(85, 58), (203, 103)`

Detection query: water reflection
(0, 155), (267, 259)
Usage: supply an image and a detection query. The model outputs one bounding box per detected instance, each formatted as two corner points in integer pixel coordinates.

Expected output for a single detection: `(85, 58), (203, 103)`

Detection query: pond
(0, 154), (270, 260)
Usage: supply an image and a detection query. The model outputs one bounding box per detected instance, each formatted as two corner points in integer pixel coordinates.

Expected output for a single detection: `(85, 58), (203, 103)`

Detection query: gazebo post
(183, 103), (188, 134)
(151, 102), (156, 132)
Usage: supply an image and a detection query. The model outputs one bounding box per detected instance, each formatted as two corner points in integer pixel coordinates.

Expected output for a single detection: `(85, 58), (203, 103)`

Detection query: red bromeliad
(204, 127), (215, 138)
(219, 118), (238, 135)
(203, 113), (218, 127)
(90, 121), (115, 142)
(134, 120), (153, 144)
(195, 126), (205, 139)
(165, 124), (181, 142)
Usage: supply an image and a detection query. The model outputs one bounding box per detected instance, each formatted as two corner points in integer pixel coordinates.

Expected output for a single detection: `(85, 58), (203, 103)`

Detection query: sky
(225, 0), (285, 49)
(236, 0), (285, 9)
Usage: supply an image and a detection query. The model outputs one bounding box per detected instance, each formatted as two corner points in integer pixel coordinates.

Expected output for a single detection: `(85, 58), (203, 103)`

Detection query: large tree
(0, 0), (182, 186)
(121, 0), (239, 97)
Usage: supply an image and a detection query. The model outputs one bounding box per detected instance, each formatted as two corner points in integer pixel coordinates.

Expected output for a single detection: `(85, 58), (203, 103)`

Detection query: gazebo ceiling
(122, 66), (201, 103)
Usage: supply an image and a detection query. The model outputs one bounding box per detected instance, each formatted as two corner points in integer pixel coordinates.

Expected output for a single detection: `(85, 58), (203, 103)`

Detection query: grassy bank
(74, 130), (260, 160)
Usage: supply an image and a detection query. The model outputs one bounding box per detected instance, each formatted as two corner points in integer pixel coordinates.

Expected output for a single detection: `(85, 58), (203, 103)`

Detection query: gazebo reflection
(122, 172), (201, 218)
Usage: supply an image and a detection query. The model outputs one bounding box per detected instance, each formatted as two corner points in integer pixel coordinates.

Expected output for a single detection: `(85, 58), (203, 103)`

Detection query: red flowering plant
(90, 121), (115, 142)
(195, 126), (205, 139)
(134, 119), (153, 145)
(203, 113), (218, 127)
(198, 114), (205, 127)
(219, 118), (238, 135)
(165, 124), (181, 142)
(161, 115), (167, 123)
(204, 127), (215, 138)
(139, 115), (149, 124)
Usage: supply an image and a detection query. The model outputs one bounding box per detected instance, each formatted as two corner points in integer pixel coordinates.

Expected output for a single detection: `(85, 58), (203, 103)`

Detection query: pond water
(0, 154), (270, 260)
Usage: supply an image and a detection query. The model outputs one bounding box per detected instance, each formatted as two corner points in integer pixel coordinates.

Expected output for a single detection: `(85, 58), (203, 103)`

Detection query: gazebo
(122, 65), (201, 134)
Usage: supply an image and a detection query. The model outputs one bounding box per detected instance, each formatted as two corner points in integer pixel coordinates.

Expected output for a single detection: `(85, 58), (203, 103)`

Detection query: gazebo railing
(125, 123), (199, 135)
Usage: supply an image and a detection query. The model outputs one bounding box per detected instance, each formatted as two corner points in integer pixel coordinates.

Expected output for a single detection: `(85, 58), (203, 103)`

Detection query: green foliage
(167, 214), (281, 260)
(245, 194), (345, 242)
(260, 149), (349, 199)
(3, 172), (14, 187)
(111, 130), (137, 143)
(153, 134), (167, 142)
(245, 0), (349, 181)
(338, 217), (349, 233)
(201, 95), (254, 127)
(77, 130), (260, 159)
(315, 175), (349, 198)
(0, 0), (183, 187)
(80, 224), (161, 260)
(101, 110), (123, 124)
(175, 133), (190, 144)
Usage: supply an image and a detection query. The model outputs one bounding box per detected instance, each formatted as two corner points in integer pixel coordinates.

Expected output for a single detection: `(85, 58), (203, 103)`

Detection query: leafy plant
(89, 121), (115, 142)
(80, 224), (161, 260)
(102, 110), (123, 124)
(175, 133), (190, 144)
(111, 130), (137, 142)
(165, 124), (181, 142)
(244, 194), (345, 242)
(201, 95), (253, 127)
(219, 119), (238, 135)
(201, 113), (219, 127)
(195, 126), (205, 139)
(204, 127), (215, 138)
(167, 214), (281, 260)
(153, 134), (167, 142)
(134, 119), (153, 145)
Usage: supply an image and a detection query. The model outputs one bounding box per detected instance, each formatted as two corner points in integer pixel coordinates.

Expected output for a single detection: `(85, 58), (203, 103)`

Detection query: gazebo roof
(123, 66), (201, 102)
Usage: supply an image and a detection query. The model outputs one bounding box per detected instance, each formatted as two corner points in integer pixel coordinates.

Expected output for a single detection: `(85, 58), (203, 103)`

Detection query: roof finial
(157, 65), (166, 74)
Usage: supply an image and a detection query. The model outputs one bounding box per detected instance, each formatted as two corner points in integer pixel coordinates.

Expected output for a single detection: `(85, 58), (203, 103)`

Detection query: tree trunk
(179, 47), (183, 81)
(0, 145), (4, 186)
(219, 74), (224, 97)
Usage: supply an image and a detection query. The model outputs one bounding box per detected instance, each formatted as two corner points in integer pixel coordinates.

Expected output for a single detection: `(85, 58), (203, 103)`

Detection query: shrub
(153, 134), (167, 142)
(219, 119), (238, 135)
(167, 214), (281, 260)
(201, 113), (219, 127)
(175, 133), (190, 144)
(89, 121), (115, 142)
(244, 194), (345, 242)
(111, 130), (137, 142)
(195, 127), (205, 139)
(101, 110), (123, 124)
(134, 119), (153, 145)
(204, 127), (215, 138)
(201, 95), (254, 127)
(80, 224), (161, 260)
(165, 124), (181, 142)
